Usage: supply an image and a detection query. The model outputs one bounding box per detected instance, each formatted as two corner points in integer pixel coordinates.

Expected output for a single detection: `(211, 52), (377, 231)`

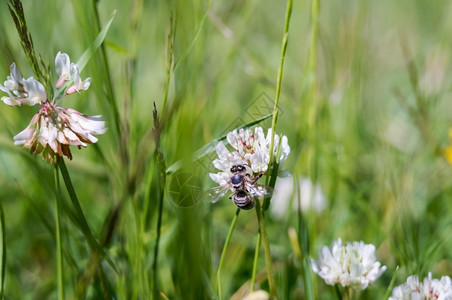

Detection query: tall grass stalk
(268, 0), (293, 169)
(306, 0), (320, 182)
(151, 103), (166, 299)
(150, 11), (175, 298)
(0, 202), (5, 299)
(255, 199), (277, 297)
(54, 165), (64, 300)
(216, 208), (240, 300)
(253, 0), (292, 298)
(295, 177), (315, 300)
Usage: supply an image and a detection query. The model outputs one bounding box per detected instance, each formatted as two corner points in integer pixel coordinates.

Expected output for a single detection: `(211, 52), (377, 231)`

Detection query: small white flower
(311, 238), (386, 290)
(66, 64), (91, 94)
(270, 177), (327, 219)
(0, 63), (30, 106)
(23, 77), (46, 106)
(4, 62), (24, 90)
(389, 273), (452, 300)
(55, 52), (72, 88)
(209, 126), (290, 190)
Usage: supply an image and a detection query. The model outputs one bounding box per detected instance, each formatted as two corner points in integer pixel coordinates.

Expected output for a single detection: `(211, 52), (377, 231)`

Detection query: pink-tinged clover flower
(0, 52), (106, 163)
(389, 273), (452, 300)
(66, 64), (91, 95)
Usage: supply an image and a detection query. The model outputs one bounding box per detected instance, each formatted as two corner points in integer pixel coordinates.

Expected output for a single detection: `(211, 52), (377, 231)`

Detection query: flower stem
(217, 208), (240, 300)
(58, 159), (116, 272)
(255, 200), (276, 298)
(268, 0), (293, 167)
(250, 230), (261, 292)
(334, 285), (343, 300)
(54, 165), (64, 300)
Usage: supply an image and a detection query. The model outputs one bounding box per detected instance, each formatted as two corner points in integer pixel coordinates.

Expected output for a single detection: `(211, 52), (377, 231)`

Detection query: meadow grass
(1, 0), (452, 299)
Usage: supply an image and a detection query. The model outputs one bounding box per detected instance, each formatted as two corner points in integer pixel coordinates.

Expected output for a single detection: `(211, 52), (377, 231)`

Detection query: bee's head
(230, 164), (246, 173)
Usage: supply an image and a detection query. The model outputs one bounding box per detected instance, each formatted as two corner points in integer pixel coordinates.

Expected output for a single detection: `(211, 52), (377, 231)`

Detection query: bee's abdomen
(233, 191), (255, 210)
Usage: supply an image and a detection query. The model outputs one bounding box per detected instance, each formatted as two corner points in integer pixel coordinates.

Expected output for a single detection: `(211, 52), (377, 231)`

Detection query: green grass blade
(76, 9), (117, 72)
(383, 266), (399, 300)
(268, 0), (292, 168)
(0, 201), (5, 299)
(173, 0), (211, 71)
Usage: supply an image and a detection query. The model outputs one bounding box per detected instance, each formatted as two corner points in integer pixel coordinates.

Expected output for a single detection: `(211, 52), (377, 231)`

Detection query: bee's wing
(208, 185), (230, 203)
(246, 183), (273, 198)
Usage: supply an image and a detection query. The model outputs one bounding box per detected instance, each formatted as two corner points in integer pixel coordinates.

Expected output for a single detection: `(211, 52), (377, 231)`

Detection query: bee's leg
(251, 172), (264, 184)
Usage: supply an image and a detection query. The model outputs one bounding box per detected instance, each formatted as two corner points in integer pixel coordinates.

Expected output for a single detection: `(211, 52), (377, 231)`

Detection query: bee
(209, 164), (272, 210)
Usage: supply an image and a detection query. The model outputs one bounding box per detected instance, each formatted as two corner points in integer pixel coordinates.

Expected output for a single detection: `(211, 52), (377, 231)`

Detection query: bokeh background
(1, 0), (452, 299)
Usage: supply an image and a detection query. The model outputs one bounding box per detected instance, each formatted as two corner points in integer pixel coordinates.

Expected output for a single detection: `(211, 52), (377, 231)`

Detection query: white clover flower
(23, 77), (46, 106)
(0, 52), (105, 163)
(209, 127), (290, 188)
(270, 177), (327, 219)
(66, 64), (91, 94)
(4, 62), (23, 90)
(389, 273), (452, 300)
(0, 63), (46, 106)
(55, 52), (73, 88)
(311, 238), (386, 290)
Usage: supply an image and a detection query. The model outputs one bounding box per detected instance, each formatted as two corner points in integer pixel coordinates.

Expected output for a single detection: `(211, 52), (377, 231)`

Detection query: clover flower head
(209, 126), (290, 189)
(0, 63), (46, 106)
(311, 238), (386, 290)
(0, 52), (105, 163)
(389, 273), (452, 300)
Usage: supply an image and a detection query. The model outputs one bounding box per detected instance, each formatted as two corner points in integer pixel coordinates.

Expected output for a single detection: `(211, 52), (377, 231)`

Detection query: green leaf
(383, 266), (399, 300)
(173, 0), (212, 71)
(76, 9), (117, 72)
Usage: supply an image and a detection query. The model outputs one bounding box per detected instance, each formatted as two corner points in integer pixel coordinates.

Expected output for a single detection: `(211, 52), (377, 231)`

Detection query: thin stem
(255, 200), (276, 298)
(249, 230), (261, 292)
(151, 154), (165, 299)
(58, 159), (117, 272)
(161, 11), (175, 116)
(217, 208), (240, 300)
(334, 285), (343, 300)
(151, 12), (174, 296)
(306, 0), (320, 182)
(267, 0), (293, 174)
(0, 199), (6, 299)
(54, 165), (64, 300)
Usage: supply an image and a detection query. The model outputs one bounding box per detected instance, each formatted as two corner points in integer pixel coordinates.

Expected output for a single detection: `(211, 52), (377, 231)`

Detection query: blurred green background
(1, 0), (452, 299)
